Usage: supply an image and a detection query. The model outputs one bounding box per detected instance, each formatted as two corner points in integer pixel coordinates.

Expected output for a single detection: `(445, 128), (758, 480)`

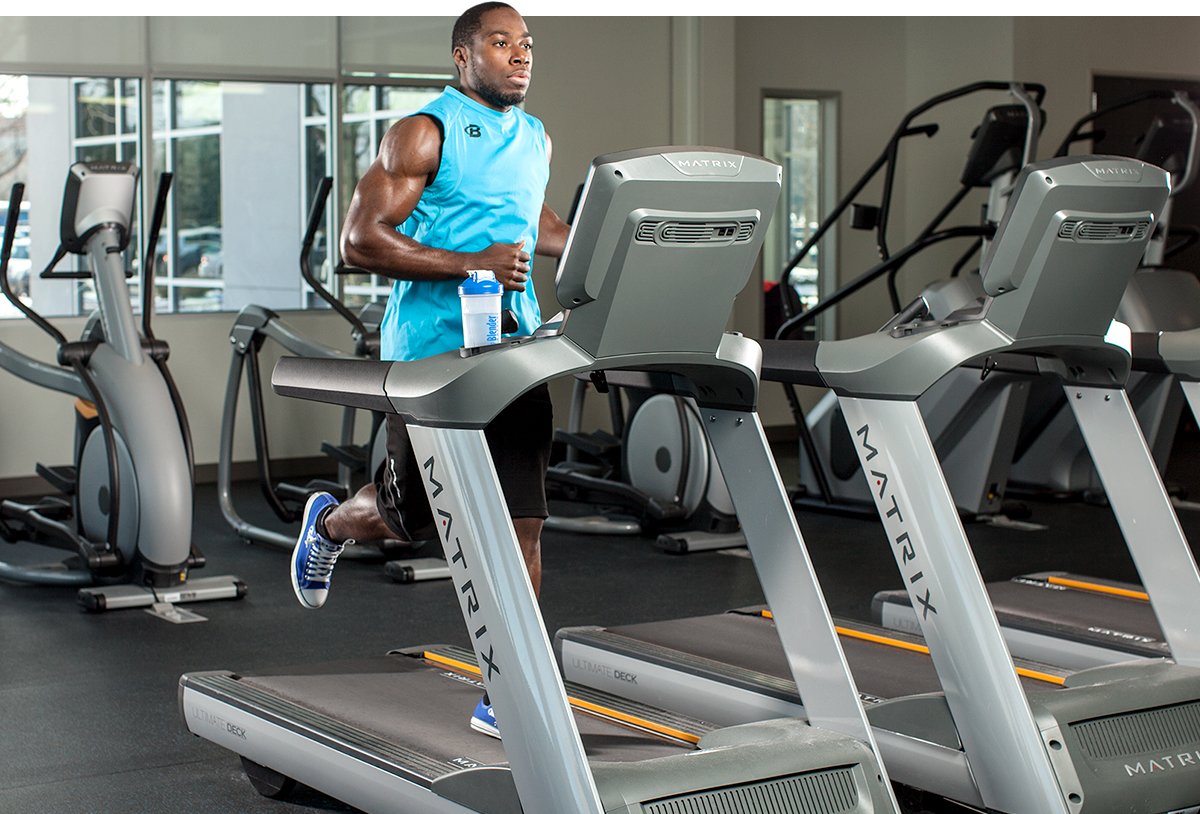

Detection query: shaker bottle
(459, 270), (504, 348)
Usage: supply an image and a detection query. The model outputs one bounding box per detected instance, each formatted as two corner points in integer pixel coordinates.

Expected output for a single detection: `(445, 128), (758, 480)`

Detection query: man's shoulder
(377, 114), (444, 173)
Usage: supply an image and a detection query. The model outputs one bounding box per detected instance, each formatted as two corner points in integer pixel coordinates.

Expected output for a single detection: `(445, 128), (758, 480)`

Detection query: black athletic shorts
(374, 383), (554, 541)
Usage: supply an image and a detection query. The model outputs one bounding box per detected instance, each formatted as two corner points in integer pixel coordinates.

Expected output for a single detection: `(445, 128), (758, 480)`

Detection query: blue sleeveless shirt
(379, 86), (550, 361)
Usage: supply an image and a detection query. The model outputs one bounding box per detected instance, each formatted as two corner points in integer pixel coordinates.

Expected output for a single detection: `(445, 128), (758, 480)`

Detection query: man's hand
(468, 240), (531, 291)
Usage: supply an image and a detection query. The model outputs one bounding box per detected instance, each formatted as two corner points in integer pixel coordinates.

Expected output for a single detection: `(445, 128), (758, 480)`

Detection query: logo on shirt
(465, 124), (482, 138)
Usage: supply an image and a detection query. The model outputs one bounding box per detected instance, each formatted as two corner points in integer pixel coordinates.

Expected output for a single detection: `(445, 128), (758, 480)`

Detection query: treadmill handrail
(272, 355), (393, 413)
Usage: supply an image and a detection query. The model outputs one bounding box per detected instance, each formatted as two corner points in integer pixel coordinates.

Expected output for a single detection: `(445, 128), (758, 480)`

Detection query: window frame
(761, 89), (839, 340)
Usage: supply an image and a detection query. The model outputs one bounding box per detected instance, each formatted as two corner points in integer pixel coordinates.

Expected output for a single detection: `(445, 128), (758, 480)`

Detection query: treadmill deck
(183, 646), (709, 787)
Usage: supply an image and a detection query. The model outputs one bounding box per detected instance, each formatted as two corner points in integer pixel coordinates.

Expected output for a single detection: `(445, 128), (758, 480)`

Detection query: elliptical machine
(0, 162), (243, 615)
(545, 369), (742, 552)
(217, 177), (448, 580)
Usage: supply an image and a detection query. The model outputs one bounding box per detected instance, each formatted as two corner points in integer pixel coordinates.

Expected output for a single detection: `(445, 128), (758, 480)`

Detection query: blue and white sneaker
(470, 696), (500, 739)
(291, 492), (352, 609)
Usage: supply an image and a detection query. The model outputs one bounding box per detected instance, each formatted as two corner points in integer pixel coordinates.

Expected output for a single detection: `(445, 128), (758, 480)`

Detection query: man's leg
(472, 385), (553, 738)
(291, 415), (432, 609)
(512, 517), (543, 596)
(323, 484), (394, 543)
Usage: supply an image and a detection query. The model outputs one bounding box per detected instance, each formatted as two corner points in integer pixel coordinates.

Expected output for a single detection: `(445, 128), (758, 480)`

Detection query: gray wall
(0, 15), (1198, 483)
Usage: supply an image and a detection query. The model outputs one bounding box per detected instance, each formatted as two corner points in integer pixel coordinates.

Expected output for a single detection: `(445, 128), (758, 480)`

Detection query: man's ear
(452, 45), (469, 72)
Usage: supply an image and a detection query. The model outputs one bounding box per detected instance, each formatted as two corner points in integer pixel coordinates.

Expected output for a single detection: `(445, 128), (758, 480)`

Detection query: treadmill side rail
(839, 396), (1073, 814)
(1068, 384), (1200, 668)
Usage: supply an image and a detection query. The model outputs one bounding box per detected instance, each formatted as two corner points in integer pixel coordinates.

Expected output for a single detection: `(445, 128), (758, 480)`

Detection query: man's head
(452, 3), (532, 112)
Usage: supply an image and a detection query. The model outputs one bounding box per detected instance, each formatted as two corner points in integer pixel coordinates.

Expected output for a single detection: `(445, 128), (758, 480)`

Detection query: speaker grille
(636, 220), (756, 245)
(1072, 700), (1200, 760)
(1057, 219), (1150, 242)
(643, 767), (859, 814)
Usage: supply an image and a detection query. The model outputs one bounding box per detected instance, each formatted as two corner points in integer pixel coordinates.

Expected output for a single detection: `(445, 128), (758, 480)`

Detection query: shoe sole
(470, 718), (500, 739)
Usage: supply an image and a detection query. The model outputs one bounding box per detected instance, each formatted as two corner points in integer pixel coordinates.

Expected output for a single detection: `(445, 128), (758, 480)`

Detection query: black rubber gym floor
(3, 430), (1200, 813)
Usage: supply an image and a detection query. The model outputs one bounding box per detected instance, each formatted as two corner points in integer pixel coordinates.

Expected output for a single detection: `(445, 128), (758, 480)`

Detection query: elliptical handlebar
(141, 172), (173, 341)
(0, 183), (68, 346)
(300, 177), (367, 337)
(0, 183), (23, 293)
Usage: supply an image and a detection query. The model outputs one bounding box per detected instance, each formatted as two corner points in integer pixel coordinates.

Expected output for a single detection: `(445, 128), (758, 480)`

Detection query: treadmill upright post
(1067, 384), (1200, 667)
(406, 424), (605, 814)
(839, 396), (1074, 814)
(702, 409), (896, 763)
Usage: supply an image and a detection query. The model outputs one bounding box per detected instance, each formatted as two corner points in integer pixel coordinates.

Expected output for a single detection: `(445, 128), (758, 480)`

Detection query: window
(0, 74), (30, 319)
(301, 83), (334, 308)
(1, 74), (146, 319)
(762, 94), (837, 337)
(338, 83), (441, 308)
(152, 79), (223, 313)
(0, 73), (443, 320)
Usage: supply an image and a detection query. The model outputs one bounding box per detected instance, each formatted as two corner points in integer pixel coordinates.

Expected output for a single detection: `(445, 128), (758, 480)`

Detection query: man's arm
(341, 116), (532, 291)
(536, 203), (570, 259)
(535, 132), (570, 259)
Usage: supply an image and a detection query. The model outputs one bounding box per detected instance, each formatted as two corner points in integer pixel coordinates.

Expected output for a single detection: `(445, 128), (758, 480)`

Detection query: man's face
(456, 7), (533, 111)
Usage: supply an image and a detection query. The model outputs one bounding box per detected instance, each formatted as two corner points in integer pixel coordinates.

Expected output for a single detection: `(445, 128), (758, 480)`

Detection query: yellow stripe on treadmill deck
(1046, 575), (1149, 602)
(422, 650), (702, 745)
(758, 610), (1065, 687)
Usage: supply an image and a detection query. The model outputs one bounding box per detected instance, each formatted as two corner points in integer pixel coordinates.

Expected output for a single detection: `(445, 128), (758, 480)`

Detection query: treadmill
(873, 325), (1200, 671)
(557, 155), (1200, 813)
(179, 147), (899, 814)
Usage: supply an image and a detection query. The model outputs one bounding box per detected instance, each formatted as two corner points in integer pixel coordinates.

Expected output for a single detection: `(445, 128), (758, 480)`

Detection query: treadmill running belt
(874, 576), (1170, 658)
(237, 654), (695, 772)
(988, 578), (1168, 654)
(604, 611), (1061, 703)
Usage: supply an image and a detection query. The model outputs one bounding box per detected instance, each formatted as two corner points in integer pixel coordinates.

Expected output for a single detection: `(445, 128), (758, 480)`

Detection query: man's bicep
(349, 162), (427, 229)
(351, 116), (442, 227)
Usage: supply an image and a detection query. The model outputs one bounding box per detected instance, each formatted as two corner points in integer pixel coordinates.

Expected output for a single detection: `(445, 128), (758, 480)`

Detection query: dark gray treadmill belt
(988, 578), (1168, 655)
(603, 612), (1059, 702)
(236, 656), (692, 775)
(877, 577), (1169, 657)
